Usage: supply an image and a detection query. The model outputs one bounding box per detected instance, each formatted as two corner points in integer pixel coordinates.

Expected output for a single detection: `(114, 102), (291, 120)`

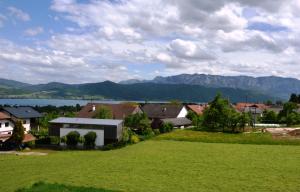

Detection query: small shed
(49, 117), (123, 146)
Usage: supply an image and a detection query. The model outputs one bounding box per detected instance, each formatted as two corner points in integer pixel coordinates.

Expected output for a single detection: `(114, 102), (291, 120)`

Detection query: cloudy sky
(0, 0), (300, 84)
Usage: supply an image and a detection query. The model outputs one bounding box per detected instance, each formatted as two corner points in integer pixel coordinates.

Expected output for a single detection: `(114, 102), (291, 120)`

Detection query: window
(5, 122), (9, 127)
(0, 123), (2, 128)
(23, 120), (27, 124)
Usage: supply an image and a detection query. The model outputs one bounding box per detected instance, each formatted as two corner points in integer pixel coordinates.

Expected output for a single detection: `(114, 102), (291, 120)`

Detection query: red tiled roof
(23, 134), (36, 143)
(235, 103), (269, 112)
(187, 105), (207, 115)
(0, 112), (10, 120)
(77, 103), (141, 119)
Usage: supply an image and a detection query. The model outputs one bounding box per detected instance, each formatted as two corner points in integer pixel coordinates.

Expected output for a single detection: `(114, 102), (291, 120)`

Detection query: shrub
(160, 123), (173, 133)
(35, 136), (60, 145)
(25, 141), (35, 148)
(66, 131), (80, 148)
(121, 127), (131, 143)
(130, 134), (140, 144)
(60, 136), (67, 144)
(84, 132), (97, 149)
(153, 129), (160, 135)
(142, 128), (155, 138)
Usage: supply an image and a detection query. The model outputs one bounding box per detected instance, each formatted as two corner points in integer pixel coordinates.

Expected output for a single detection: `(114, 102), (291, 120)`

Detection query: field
(155, 129), (300, 145)
(1, 131), (300, 192)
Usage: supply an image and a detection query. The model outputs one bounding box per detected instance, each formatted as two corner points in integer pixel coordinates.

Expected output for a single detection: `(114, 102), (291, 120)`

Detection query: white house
(2, 107), (42, 133)
(49, 117), (124, 147)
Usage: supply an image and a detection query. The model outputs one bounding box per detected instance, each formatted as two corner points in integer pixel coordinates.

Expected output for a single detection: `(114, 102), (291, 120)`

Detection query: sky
(0, 0), (300, 84)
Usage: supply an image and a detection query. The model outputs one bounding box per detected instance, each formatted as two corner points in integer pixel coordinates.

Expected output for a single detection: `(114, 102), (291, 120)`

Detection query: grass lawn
(1, 138), (300, 192)
(156, 129), (300, 145)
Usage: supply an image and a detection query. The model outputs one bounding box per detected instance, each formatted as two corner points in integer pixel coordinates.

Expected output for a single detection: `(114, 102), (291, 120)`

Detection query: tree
(94, 106), (113, 119)
(237, 112), (250, 132)
(186, 111), (203, 129)
(8, 121), (25, 150)
(202, 94), (234, 132)
(261, 110), (278, 124)
(289, 93), (298, 103)
(124, 113), (151, 134)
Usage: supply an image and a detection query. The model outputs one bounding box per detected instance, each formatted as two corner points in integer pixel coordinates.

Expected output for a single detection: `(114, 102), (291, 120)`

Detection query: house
(2, 107), (42, 133)
(0, 112), (14, 140)
(161, 117), (192, 129)
(49, 117), (124, 146)
(235, 103), (269, 114)
(77, 103), (142, 119)
(186, 104), (208, 115)
(141, 104), (190, 128)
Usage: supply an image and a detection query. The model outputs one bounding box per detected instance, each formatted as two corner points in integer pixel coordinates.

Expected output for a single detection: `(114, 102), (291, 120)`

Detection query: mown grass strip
(155, 129), (300, 145)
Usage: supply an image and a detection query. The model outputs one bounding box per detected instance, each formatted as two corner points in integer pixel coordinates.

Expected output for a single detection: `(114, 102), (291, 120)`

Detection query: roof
(142, 104), (184, 119)
(3, 107), (42, 119)
(187, 104), (207, 115)
(77, 103), (141, 119)
(235, 103), (269, 112)
(0, 112), (11, 120)
(162, 117), (192, 127)
(23, 134), (36, 143)
(50, 117), (123, 126)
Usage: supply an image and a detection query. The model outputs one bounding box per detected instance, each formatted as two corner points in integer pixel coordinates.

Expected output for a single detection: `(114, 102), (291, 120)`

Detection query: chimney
(92, 105), (96, 112)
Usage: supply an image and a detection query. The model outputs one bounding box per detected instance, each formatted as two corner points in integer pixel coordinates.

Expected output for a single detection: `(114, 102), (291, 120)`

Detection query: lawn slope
(1, 140), (300, 192)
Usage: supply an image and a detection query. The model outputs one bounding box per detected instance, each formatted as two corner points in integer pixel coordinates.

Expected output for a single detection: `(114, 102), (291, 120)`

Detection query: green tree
(186, 111), (203, 129)
(289, 93), (298, 103)
(261, 110), (278, 124)
(202, 94), (234, 132)
(94, 106), (113, 119)
(9, 121), (25, 149)
(124, 113), (151, 134)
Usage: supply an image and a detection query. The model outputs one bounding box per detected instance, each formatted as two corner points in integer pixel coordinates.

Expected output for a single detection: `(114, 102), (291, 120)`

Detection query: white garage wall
(60, 128), (104, 147)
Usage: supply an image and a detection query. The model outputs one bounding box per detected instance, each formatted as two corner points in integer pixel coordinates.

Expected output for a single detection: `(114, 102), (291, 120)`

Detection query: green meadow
(1, 131), (300, 192)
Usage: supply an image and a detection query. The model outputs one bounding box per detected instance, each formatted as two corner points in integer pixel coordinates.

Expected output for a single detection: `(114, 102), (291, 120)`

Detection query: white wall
(0, 120), (14, 135)
(60, 128), (104, 147)
(22, 119), (31, 133)
(177, 106), (188, 118)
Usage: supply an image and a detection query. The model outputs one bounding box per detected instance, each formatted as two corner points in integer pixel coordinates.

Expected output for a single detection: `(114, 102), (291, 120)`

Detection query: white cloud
(7, 6), (30, 21)
(1, 0), (300, 83)
(24, 27), (44, 36)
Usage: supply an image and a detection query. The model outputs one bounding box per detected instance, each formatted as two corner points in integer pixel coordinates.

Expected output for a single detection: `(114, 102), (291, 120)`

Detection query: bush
(102, 141), (127, 151)
(35, 136), (60, 145)
(66, 131), (80, 148)
(60, 136), (67, 144)
(84, 132), (97, 149)
(130, 134), (140, 144)
(142, 128), (155, 138)
(153, 129), (160, 135)
(160, 123), (173, 133)
(25, 141), (35, 148)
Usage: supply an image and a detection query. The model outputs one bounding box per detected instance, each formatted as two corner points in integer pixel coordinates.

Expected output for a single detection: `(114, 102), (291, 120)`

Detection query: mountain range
(1, 73), (299, 102)
(120, 74), (300, 99)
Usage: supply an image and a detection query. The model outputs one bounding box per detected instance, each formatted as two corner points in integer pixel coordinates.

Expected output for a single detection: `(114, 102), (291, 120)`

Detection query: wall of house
(177, 107), (188, 118)
(60, 128), (104, 147)
(22, 119), (31, 133)
(0, 120), (14, 135)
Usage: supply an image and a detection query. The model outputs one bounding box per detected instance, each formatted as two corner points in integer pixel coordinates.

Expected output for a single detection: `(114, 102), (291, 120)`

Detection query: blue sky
(0, 0), (300, 84)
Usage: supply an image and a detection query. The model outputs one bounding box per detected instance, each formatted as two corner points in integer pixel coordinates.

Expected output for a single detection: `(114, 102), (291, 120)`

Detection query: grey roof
(142, 104), (184, 119)
(162, 117), (192, 127)
(3, 107), (42, 118)
(50, 117), (123, 126)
